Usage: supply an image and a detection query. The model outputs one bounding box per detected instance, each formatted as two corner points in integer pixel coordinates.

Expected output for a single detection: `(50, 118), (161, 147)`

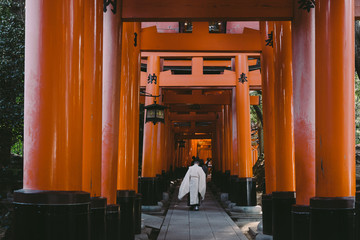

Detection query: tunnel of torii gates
(12, 0), (360, 240)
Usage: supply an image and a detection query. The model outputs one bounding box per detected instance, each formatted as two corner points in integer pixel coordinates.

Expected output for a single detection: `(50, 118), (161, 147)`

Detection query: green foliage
(356, 73), (360, 144)
(0, 0), (25, 161)
(249, 90), (262, 127)
(253, 153), (265, 193)
(11, 138), (22, 156)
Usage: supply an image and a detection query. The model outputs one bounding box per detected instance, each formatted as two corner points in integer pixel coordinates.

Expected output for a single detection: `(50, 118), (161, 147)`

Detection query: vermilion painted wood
(122, 0), (360, 21)
(101, 2), (122, 204)
(260, 21), (277, 194)
(83, 0), (103, 197)
(141, 22), (261, 52)
(231, 90), (240, 176)
(225, 105), (233, 172)
(235, 55), (253, 178)
(221, 106), (226, 173)
(273, 21), (295, 192)
(292, 2), (316, 205)
(155, 88), (165, 174)
(122, 0), (293, 21)
(141, 56), (160, 177)
(24, 0), (84, 191)
(118, 22), (141, 192)
(315, 0), (355, 198)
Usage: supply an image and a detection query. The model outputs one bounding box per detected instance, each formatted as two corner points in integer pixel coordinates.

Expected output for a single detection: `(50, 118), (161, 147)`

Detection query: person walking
(178, 159), (206, 211)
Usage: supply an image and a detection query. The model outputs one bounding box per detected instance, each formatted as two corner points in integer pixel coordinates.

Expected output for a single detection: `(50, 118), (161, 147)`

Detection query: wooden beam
(163, 93), (260, 105)
(143, 59), (232, 67)
(141, 22), (261, 52)
(122, 0), (293, 21)
(356, 0), (360, 20)
(164, 92), (231, 105)
(250, 95), (260, 105)
(169, 105), (223, 112)
(140, 69), (262, 88)
(173, 125), (215, 133)
(176, 134), (213, 140)
(169, 112), (217, 121)
(159, 70), (236, 87)
(142, 52), (260, 58)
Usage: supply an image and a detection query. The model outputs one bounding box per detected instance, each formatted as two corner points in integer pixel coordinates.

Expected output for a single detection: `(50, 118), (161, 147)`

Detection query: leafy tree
(250, 90), (263, 156)
(0, 0), (25, 166)
(356, 74), (360, 145)
(355, 21), (360, 145)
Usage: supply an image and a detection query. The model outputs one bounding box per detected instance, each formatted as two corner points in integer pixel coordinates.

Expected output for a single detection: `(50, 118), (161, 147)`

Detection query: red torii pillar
(83, 0), (104, 200)
(14, 1), (89, 239)
(83, 1), (107, 238)
(311, 1), (356, 239)
(101, 0), (122, 208)
(221, 106), (226, 173)
(156, 88), (165, 175)
(225, 105), (232, 174)
(101, 3), (123, 238)
(291, 1), (316, 239)
(272, 21), (296, 240)
(228, 89), (240, 203)
(116, 22), (141, 239)
(140, 56), (162, 206)
(117, 22), (141, 194)
(235, 55), (256, 206)
(259, 21), (276, 236)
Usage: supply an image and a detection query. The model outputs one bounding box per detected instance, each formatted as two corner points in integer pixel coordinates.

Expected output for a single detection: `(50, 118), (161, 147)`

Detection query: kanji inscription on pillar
(239, 73), (248, 84)
(265, 31), (273, 47)
(134, 32), (138, 47)
(298, 0), (315, 12)
(148, 74), (157, 84)
(104, 0), (117, 14)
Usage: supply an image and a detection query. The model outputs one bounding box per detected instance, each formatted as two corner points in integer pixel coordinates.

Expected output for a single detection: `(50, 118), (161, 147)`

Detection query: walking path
(157, 186), (248, 240)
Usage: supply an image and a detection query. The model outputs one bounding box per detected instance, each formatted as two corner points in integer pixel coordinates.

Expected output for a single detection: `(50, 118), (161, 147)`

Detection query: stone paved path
(158, 187), (248, 240)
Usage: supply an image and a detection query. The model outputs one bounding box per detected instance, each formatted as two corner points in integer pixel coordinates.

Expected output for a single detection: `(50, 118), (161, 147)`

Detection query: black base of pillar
(134, 193), (142, 235)
(356, 192), (360, 240)
(235, 178), (257, 206)
(272, 191), (295, 240)
(221, 170), (231, 193)
(12, 189), (90, 240)
(138, 177), (158, 205)
(90, 197), (107, 240)
(229, 175), (238, 202)
(117, 190), (136, 240)
(262, 194), (273, 235)
(212, 170), (220, 186)
(106, 204), (120, 240)
(156, 174), (163, 201)
(161, 170), (169, 192)
(291, 205), (310, 240)
(310, 197), (355, 240)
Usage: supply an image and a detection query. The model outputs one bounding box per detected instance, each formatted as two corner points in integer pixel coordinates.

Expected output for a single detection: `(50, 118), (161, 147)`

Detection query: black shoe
(194, 206), (199, 211)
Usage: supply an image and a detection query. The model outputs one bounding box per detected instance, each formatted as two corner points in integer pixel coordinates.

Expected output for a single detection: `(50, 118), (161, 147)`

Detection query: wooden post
(272, 21), (296, 240)
(101, 0), (123, 205)
(15, 1), (90, 239)
(311, 1), (356, 239)
(234, 55), (256, 206)
(118, 22), (141, 192)
(291, 1), (316, 239)
(83, 0), (103, 198)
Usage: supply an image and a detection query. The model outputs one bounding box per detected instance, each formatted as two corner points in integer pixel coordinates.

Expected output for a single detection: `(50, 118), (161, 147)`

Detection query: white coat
(178, 164), (206, 205)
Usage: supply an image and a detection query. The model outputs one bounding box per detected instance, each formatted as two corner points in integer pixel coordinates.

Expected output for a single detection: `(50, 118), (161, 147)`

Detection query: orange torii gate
(15, 0), (357, 239)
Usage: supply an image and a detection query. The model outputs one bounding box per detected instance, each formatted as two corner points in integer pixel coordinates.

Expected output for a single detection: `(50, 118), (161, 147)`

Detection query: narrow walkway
(158, 186), (248, 240)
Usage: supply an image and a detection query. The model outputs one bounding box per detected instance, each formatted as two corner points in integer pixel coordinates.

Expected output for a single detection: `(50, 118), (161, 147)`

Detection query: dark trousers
(187, 193), (201, 206)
